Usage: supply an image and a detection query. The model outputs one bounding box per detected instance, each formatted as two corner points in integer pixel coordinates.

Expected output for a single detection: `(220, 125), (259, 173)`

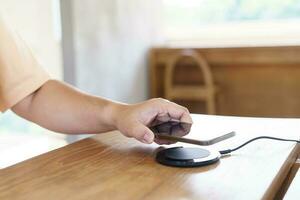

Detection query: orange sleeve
(0, 15), (50, 112)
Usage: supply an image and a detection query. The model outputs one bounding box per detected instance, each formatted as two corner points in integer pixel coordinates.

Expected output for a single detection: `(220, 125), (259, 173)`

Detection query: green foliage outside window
(164, 0), (300, 28)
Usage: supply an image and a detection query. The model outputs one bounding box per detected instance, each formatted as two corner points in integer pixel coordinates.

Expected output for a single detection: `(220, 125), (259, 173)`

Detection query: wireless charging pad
(156, 147), (220, 167)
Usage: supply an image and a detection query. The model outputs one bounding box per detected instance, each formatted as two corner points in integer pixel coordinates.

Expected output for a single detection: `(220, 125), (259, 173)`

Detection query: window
(162, 0), (300, 47)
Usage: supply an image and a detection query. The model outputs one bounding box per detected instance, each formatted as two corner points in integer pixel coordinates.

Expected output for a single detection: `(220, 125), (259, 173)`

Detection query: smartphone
(150, 121), (235, 146)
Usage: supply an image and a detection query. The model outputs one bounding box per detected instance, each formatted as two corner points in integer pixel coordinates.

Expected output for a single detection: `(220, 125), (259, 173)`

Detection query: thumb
(130, 123), (155, 144)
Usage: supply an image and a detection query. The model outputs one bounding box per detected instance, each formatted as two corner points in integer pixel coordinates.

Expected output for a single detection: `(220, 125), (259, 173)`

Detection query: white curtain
(71, 0), (164, 103)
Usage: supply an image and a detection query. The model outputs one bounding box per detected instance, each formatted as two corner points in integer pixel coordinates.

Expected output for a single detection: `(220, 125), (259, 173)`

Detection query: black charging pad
(156, 147), (220, 167)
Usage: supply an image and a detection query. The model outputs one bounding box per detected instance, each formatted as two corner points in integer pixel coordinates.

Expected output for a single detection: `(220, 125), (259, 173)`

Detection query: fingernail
(142, 133), (153, 144)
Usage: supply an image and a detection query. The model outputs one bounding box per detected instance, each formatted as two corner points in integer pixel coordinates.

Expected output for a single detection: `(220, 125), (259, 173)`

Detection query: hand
(151, 121), (191, 145)
(113, 98), (193, 144)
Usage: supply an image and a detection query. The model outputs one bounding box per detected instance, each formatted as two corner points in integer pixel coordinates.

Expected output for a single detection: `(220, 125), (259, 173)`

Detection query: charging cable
(219, 136), (300, 155)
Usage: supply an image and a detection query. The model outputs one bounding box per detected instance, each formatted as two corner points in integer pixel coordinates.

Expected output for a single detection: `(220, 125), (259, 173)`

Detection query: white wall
(72, 0), (162, 103)
(0, 0), (62, 79)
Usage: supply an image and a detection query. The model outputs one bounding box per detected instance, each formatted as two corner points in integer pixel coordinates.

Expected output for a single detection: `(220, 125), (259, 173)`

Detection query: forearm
(11, 79), (192, 144)
(12, 80), (123, 134)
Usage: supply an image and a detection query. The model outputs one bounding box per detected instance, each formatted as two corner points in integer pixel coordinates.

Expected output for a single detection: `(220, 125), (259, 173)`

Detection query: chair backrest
(164, 49), (216, 114)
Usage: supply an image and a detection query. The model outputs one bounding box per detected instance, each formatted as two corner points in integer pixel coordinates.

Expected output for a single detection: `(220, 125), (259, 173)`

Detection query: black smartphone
(150, 121), (235, 146)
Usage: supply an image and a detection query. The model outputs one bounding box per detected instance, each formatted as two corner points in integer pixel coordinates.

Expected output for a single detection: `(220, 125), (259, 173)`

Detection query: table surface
(0, 114), (299, 200)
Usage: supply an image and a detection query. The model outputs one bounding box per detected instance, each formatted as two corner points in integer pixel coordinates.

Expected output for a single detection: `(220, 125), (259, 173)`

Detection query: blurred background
(1, 0), (300, 168)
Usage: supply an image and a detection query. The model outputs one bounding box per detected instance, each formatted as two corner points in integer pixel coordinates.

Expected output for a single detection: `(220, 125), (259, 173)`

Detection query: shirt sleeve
(0, 15), (50, 112)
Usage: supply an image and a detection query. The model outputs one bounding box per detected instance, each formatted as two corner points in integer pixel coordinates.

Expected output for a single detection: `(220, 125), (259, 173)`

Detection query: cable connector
(219, 149), (232, 155)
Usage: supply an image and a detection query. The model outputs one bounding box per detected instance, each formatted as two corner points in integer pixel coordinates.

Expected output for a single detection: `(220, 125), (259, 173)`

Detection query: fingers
(168, 102), (193, 124)
(171, 123), (190, 137)
(154, 99), (193, 124)
(154, 138), (175, 145)
(152, 121), (191, 145)
(154, 114), (171, 123)
(128, 122), (155, 144)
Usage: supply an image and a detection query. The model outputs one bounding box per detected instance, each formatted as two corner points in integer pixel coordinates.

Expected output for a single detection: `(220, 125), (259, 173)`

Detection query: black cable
(219, 136), (300, 155)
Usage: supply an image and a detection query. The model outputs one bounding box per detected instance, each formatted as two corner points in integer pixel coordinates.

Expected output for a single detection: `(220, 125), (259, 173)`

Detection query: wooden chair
(164, 49), (217, 114)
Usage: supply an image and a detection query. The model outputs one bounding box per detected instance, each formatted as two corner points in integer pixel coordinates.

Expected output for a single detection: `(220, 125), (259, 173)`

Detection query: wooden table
(0, 115), (299, 200)
(284, 163), (300, 200)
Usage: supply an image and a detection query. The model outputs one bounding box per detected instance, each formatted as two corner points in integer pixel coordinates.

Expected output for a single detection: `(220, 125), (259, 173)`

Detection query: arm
(12, 80), (192, 144)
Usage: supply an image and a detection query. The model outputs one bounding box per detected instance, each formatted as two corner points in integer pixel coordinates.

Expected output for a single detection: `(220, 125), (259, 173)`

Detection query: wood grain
(284, 169), (300, 200)
(0, 115), (299, 200)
